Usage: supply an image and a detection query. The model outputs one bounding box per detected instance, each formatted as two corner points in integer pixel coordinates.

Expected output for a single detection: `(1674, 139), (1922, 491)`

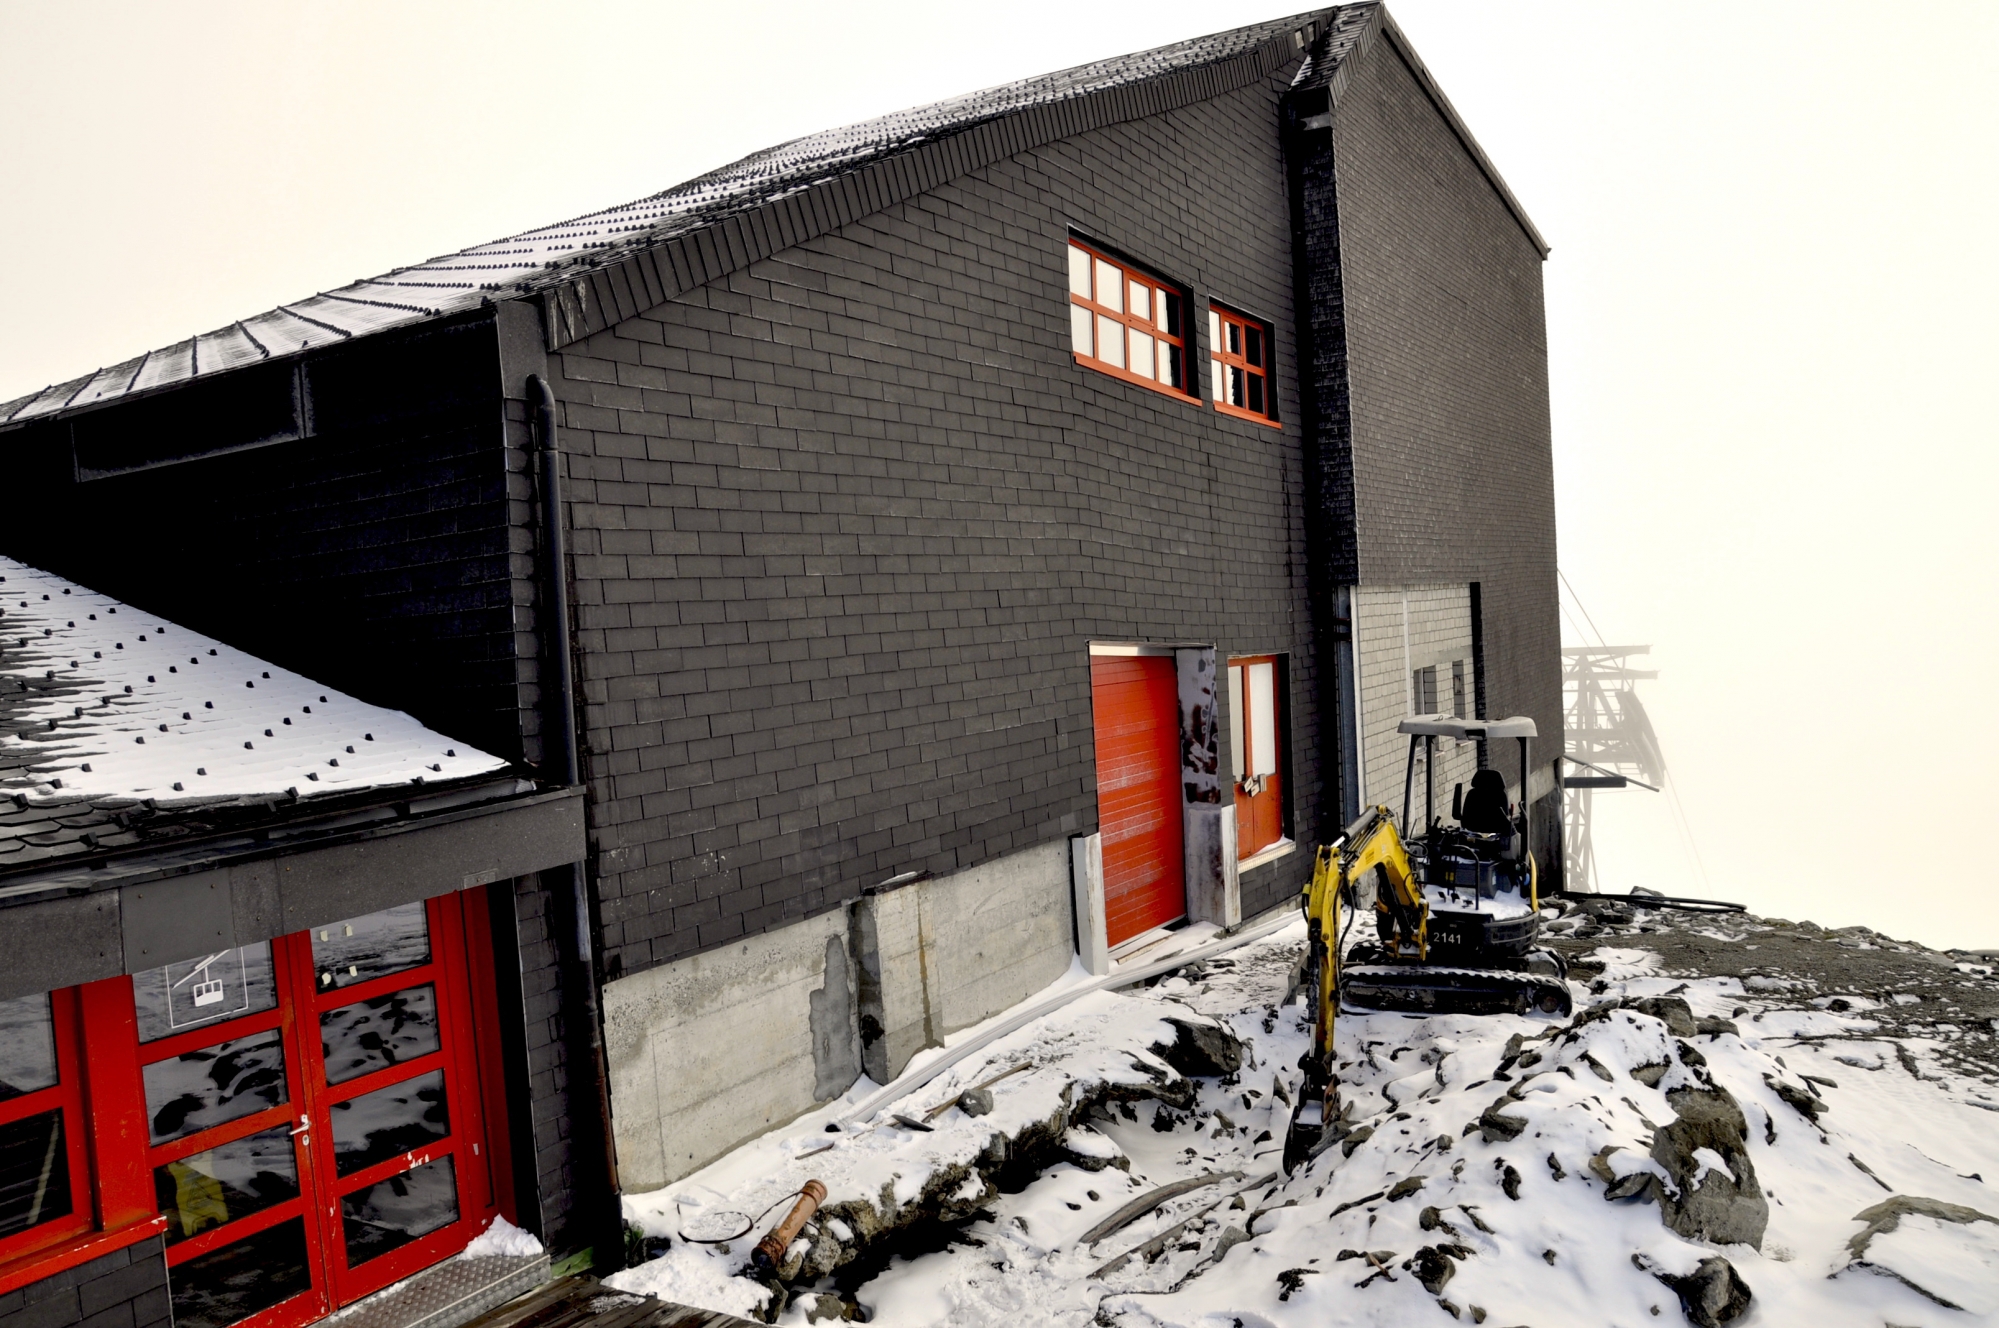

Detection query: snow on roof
(0, 9), (1338, 425)
(0, 555), (508, 837)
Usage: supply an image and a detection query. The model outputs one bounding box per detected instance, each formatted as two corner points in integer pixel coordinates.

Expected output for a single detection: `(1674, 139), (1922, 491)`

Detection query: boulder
(1654, 1256), (1752, 1327)
(1478, 1094), (1528, 1143)
(1628, 996), (1698, 1039)
(1845, 1194), (1999, 1258)
(1652, 1086), (1767, 1249)
(1150, 1016), (1243, 1079)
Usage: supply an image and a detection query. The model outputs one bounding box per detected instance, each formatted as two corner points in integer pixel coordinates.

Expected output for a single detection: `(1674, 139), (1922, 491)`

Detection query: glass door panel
(293, 894), (493, 1304)
(134, 942), (324, 1328)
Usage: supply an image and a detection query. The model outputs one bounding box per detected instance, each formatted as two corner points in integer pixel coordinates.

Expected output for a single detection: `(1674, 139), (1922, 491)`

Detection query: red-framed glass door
(130, 893), (498, 1328)
(290, 892), (495, 1306)
(1229, 655), (1285, 858)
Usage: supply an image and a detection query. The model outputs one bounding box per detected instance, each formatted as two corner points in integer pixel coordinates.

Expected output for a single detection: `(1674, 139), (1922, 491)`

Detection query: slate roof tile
(0, 553), (511, 873)
(0, 8), (1340, 422)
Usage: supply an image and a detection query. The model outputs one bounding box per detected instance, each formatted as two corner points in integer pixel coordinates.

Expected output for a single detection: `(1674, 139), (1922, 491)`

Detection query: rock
(1408, 1245), (1457, 1294)
(1695, 1016), (1739, 1037)
(802, 1292), (870, 1323)
(1387, 1176), (1427, 1200)
(1654, 1256), (1753, 1327)
(1763, 1074), (1825, 1122)
(1341, 1124), (1375, 1157)
(1420, 1205), (1458, 1235)
(1629, 996), (1698, 1038)
(1631, 1062), (1669, 1087)
(1211, 1224), (1251, 1262)
(958, 1086), (994, 1117)
(1582, 1053), (1616, 1082)
(1606, 1172), (1657, 1202)
(1652, 1086), (1768, 1249)
(1499, 1163), (1522, 1200)
(1478, 1096), (1528, 1142)
(1275, 1268), (1319, 1301)
(1845, 1194), (1999, 1258)
(1150, 1016), (1243, 1078)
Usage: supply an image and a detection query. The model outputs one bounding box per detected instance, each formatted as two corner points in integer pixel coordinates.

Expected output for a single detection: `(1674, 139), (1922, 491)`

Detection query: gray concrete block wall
(0, 1238), (168, 1328)
(549, 65), (1328, 985)
(1330, 32), (1562, 758)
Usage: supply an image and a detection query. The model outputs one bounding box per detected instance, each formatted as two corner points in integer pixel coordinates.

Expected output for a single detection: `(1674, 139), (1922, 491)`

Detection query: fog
(1, 2), (1991, 946)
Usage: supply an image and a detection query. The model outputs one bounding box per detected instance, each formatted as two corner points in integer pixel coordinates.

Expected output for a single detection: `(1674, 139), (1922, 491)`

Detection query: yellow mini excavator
(1283, 716), (1571, 1172)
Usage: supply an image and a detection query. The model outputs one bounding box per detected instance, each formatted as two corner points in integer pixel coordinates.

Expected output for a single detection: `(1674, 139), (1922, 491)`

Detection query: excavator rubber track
(1339, 963), (1573, 1017)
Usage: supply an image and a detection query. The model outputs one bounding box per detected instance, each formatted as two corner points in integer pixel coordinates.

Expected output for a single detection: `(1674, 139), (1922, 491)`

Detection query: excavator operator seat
(1458, 768), (1511, 836)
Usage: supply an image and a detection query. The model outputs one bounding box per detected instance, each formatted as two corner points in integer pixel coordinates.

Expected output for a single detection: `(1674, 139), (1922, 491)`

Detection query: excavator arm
(1287, 807), (1420, 1171)
(1283, 805), (1566, 1172)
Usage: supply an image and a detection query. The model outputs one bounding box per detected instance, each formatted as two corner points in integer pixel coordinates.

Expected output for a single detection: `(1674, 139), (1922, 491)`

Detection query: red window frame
(0, 889), (512, 1321)
(0, 989), (97, 1270)
(1208, 305), (1280, 427)
(1229, 654), (1289, 860)
(0, 981), (163, 1296)
(1067, 239), (1194, 402)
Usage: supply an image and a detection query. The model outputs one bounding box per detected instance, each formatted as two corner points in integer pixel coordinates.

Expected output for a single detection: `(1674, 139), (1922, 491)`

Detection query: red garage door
(1090, 655), (1185, 946)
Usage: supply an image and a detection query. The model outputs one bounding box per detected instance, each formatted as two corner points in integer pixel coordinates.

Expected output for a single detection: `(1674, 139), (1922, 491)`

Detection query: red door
(126, 893), (504, 1328)
(1090, 655), (1185, 946)
(1229, 656), (1285, 857)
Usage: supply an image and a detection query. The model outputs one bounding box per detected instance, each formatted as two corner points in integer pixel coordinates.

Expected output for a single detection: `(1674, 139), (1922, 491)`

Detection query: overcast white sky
(2, 2), (1994, 947)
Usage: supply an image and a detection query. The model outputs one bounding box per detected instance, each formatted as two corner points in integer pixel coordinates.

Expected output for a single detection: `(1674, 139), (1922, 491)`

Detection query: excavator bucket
(1340, 962), (1572, 1017)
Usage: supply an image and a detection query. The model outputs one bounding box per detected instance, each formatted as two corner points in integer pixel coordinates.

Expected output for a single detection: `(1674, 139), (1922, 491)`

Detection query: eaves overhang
(0, 779), (585, 1003)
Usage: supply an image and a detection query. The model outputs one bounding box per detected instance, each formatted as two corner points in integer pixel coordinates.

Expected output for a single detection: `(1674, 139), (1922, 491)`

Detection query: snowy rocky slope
(608, 899), (1999, 1327)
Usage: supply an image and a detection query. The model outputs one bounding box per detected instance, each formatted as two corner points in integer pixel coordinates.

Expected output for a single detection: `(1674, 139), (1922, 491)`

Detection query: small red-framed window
(1208, 305), (1280, 426)
(0, 988), (94, 1269)
(1067, 239), (1192, 400)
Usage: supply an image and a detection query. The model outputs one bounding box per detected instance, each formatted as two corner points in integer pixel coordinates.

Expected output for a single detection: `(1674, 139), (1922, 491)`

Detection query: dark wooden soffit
(534, 17), (1336, 350)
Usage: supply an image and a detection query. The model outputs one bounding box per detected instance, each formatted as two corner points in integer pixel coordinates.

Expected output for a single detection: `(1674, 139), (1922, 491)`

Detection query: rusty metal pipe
(751, 1180), (827, 1276)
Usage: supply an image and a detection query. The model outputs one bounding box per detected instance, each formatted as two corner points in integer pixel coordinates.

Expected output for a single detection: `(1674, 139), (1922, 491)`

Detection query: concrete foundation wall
(602, 907), (856, 1191)
(602, 840), (1074, 1191)
(856, 840), (1073, 1084)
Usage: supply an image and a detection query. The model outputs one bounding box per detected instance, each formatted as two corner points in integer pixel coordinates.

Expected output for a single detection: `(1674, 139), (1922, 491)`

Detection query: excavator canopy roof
(1396, 715), (1539, 741)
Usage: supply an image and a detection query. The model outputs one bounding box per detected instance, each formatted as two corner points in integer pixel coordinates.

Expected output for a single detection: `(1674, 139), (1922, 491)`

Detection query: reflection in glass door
(131, 894), (499, 1328)
(300, 897), (495, 1303)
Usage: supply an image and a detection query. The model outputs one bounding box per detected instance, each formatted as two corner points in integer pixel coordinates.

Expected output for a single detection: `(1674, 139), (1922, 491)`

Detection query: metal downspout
(530, 374), (623, 1270)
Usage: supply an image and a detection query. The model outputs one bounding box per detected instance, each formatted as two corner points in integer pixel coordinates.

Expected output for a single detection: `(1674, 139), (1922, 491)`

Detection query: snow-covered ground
(608, 911), (1999, 1327)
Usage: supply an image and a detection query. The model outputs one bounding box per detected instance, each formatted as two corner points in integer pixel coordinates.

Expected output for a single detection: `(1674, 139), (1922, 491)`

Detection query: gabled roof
(0, 8), (1344, 427)
(0, 554), (510, 870)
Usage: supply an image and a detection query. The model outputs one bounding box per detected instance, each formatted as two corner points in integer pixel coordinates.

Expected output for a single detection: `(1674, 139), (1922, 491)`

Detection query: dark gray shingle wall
(1331, 33), (1562, 750)
(550, 69), (1327, 980)
(0, 1238), (168, 1328)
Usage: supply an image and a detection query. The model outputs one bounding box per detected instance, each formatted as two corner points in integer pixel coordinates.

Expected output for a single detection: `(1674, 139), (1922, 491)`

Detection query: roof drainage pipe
(530, 374), (624, 1270)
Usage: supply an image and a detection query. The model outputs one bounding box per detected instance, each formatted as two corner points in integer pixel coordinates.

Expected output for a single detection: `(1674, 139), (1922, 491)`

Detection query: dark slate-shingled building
(0, 6), (1560, 1327)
